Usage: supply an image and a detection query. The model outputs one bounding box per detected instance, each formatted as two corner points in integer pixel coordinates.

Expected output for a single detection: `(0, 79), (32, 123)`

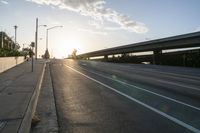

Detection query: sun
(52, 37), (83, 59)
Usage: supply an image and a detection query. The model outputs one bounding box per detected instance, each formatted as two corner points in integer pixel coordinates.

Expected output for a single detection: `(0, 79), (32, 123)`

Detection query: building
(0, 31), (16, 50)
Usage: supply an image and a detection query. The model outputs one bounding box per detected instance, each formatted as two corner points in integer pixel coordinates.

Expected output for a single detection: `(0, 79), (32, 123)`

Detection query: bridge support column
(153, 50), (162, 65)
(104, 55), (108, 61)
(182, 54), (186, 67)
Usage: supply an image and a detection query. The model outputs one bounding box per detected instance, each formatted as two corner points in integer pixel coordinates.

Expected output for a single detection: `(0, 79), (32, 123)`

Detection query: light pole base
(44, 49), (50, 59)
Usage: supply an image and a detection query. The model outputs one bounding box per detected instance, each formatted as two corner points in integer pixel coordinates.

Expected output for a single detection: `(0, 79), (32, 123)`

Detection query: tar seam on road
(78, 66), (200, 111)
(65, 64), (200, 133)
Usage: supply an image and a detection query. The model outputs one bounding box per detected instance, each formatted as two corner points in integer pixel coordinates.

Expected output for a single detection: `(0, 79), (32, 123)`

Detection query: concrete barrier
(0, 56), (25, 73)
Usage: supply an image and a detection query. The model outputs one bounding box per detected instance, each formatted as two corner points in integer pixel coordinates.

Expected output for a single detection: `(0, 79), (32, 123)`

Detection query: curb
(49, 63), (60, 132)
(18, 62), (46, 133)
(31, 63), (59, 133)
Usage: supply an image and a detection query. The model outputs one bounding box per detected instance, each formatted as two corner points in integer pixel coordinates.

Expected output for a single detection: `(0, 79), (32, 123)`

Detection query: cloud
(194, 26), (200, 32)
(26, 0), (148, 33)
(88, 20), (103, 29)
(104, 27), (122, 31)
(78, 28), (107, 35)
(44, 16), (62, 26)
(0, 0), (8, 4)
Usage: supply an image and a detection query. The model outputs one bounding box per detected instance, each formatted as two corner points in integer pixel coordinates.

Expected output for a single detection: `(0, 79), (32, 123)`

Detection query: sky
(0, 0), (200, 58)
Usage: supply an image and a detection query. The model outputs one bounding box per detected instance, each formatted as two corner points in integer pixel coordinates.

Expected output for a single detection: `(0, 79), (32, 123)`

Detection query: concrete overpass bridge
(77, 31), (200, 64)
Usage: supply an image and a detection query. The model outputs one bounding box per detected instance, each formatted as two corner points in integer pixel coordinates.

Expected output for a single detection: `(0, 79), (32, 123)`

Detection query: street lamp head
(46, 25), (63, 55)
(39, 25), (47, 27)
(47, 25), (63, 30)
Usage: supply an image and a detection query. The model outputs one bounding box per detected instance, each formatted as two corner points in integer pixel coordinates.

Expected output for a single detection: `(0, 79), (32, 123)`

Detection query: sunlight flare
(52, 37), (83, 58)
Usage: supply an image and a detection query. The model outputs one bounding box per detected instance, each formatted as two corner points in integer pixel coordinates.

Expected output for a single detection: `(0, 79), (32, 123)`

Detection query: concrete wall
(0, 56), (25, 73)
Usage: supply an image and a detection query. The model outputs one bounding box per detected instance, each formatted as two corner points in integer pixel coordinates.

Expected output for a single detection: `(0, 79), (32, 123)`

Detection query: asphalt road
(50, 59), (200, 133)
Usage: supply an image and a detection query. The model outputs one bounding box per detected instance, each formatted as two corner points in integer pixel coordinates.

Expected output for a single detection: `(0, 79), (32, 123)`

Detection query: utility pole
(35, 18), (38, 60)
(35, 18), (46, 59)
(1, 32), (3, 48)
(14, 25), (18, 49)
(31, 42), (35, 72)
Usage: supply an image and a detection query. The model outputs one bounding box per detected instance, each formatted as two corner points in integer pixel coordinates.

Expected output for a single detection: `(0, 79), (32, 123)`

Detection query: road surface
(50, 59), (200, 133)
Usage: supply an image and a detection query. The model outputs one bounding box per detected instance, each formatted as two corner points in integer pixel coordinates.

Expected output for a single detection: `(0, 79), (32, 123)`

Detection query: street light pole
(14, 25), (17, 49)
(30, 42), (35, 72)
(35, 18), (47, 60)
(46, 29), (48, 50)
(1, 32), (3, 48)
(45, 25), (63, 59)
(35, 18), (38, 60)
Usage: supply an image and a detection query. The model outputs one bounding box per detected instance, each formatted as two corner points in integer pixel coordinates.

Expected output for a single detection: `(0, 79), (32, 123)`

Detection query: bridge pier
(153, 50), (162, 65)
(182, 54), (186, 67)
(104, 55), (108, 61)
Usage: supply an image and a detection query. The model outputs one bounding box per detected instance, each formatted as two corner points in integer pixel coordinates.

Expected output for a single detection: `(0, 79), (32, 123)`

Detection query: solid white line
(156, 79), (200, 91)
(65, 64), (200, 133)
(116, 64), (200, 81)
(80, 62), (200, 92)
(78, 66), (200, 111)
(139, 69), (200, 81)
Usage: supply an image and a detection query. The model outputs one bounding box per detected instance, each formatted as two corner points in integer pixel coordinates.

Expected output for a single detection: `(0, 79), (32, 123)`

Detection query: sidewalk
(0, 59), (46, 133)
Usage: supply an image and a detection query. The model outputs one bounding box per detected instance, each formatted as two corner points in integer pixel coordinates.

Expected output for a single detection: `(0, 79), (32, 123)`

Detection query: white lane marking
(130, 68), (200, 83)
(156, 79), (200, 91)
(99, 62), (200, 81)
(118, 64), (200, 80)
(65, 64), (200, 133)
(81, 63), (87, 66)
(142, 69), (200, 81)
(80, 62), (200, 91)
(144, 69), (200, 81)
(78, 66), (200, 111)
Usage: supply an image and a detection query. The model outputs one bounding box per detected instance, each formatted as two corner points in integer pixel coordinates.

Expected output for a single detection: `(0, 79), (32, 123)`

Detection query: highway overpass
(77, 31), (200, 64)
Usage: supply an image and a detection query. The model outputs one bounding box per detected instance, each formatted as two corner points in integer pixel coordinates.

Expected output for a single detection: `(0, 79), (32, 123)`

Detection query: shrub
(0, 48), (23, 57)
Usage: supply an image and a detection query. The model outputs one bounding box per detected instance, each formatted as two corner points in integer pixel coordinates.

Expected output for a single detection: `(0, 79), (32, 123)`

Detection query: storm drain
(0, 121), (7, 131)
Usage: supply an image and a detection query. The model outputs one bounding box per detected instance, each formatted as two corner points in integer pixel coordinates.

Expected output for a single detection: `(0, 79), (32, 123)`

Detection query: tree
(72, 49), (77, 59)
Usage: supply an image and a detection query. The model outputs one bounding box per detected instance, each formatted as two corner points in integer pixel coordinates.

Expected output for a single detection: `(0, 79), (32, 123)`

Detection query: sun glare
(53, 37), (83, 59)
